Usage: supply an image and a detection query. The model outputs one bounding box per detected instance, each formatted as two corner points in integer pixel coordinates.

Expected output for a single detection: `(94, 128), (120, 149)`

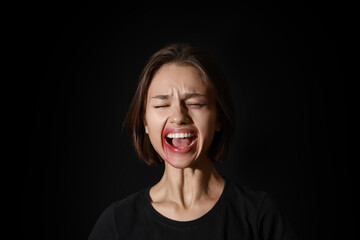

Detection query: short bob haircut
(124, 43), (235, 165)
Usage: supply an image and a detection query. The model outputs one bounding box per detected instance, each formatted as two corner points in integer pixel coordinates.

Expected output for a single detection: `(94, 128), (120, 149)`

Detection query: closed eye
(187, 103), (206, 106)
(186, 103), (206, 106)
(154, 105), (170, 108)
(153, 103), (206, 108)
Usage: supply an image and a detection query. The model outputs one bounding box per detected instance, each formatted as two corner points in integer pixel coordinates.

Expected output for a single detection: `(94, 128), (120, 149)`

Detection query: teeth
(166, 133), (192, 138)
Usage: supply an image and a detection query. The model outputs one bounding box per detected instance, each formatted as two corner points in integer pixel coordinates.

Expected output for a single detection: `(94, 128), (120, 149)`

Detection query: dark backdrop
(23, 2), (350, 240)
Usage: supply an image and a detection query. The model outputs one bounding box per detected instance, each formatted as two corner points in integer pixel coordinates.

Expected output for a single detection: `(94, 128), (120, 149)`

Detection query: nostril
(170, 116), (188, 125)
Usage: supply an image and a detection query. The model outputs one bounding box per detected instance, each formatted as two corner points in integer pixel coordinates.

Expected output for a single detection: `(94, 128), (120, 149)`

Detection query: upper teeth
(166, 133), (191, 138)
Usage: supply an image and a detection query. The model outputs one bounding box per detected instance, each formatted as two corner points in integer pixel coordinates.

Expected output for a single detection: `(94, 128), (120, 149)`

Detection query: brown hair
(123, 43), (235, 165)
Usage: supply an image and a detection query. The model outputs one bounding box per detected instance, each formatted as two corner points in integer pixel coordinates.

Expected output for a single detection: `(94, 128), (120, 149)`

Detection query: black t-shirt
(89, 179), (298, 240)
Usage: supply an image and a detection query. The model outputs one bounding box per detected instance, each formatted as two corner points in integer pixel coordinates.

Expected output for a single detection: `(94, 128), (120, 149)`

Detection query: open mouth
(165, 132), (197, 149)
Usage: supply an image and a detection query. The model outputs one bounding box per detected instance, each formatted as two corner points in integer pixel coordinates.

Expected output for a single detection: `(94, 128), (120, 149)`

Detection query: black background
(23, 2), (350, 240)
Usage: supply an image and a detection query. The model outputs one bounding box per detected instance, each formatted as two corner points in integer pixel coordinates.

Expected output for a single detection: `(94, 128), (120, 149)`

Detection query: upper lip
(162, 128), (197, 138)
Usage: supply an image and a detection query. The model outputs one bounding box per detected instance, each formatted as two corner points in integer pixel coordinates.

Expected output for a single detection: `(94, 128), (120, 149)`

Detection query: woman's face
(144, 63), (221, 169)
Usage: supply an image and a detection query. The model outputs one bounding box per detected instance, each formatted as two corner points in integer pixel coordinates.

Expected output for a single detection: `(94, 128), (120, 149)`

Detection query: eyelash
(188, 103), (206, 107)
(154, 103), (206, 108)
(154, 105), (170, 108)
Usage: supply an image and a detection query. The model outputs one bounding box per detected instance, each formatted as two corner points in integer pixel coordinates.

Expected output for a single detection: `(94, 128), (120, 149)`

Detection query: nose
(169, 102), (191, 125)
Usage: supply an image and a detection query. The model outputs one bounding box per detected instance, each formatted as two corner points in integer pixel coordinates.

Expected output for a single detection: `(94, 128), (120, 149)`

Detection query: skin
(144, 63), (225, 221)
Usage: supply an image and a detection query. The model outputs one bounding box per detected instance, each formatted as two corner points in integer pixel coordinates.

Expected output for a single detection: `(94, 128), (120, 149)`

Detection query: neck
(152, 158), (224, 209)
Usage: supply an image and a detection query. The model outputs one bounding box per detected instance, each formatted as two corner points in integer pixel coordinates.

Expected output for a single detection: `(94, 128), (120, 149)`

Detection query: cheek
(192, 110), (218, 141)
(145, 111), (167, 144)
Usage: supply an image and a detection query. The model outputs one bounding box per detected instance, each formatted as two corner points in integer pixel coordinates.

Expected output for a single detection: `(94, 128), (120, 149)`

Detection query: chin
(164, 153), (197, 169)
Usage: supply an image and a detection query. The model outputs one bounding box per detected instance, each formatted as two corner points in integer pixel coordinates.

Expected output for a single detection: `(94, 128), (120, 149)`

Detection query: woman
(89, 43), (297, 239)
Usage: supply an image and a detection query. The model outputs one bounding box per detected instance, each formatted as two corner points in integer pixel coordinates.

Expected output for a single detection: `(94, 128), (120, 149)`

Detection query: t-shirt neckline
(142, 178), (229, 228)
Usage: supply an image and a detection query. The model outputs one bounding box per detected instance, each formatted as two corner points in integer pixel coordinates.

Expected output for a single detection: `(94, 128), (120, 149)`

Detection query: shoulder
(96, 188), (146, 217)
(225, 180), (299, 239)
(102, 188), (149, 226)
(111, 188), (147, 211)
(226, 179), (269, 211)
(224, 179), (285, 224)
(89, 188), (148, 240)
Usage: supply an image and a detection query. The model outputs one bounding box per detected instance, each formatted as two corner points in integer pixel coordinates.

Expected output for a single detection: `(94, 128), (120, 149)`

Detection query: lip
(162, 128), (198, 154)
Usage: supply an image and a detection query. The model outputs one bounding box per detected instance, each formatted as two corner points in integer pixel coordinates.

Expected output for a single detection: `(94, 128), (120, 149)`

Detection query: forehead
(147, 64), (209, 96)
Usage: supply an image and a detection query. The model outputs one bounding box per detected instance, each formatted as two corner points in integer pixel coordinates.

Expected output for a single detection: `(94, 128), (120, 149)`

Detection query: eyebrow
(151, 92), (206, 100)
(184, 93), (206, 99)
(151, 94), (170, 100)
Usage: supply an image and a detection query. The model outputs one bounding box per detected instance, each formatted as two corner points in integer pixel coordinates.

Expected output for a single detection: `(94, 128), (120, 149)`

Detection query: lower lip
(163, 137), (197, 154)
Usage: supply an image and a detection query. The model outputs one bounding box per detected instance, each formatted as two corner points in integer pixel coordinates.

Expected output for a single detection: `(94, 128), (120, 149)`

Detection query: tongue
(172, 138), (192, 148)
